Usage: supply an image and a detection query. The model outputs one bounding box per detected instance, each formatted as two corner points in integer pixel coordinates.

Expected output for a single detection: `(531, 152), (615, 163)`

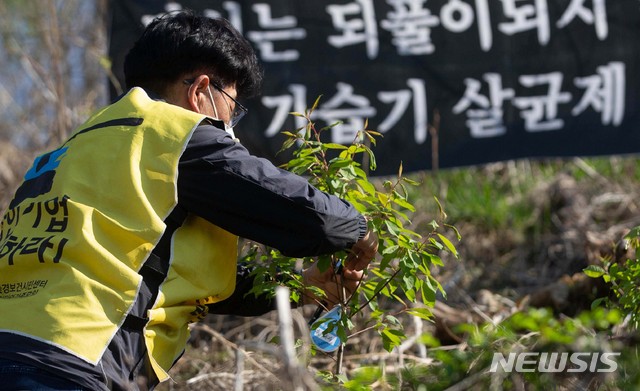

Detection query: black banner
(108, 0), (640, 175)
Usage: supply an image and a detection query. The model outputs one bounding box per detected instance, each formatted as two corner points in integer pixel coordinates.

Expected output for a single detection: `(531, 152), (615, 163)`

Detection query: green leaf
(299, 146), (321, 157)
(385, 315), (401, 325)
(427, 254), (444, 267)
(277, 137), (297, 155)
(420, 280), (437, 304)
(353, 166), (367, 179)
(329, 158), (352, 168)
(402, 176), (420, 186)
(433, 196), (447, 221)
(324, 143), (349, 150)
(380, 328), (404, 352)
(407, 307), (434, 321)
(445, 223), (462, 241)
(583, 265), (606, 278)
(381, 244), (400, 255)
(402, 273), (416, 291)
(364, 131), (378, 147)
(379, 253), (396, 270)
(429, 237), (444, 251)
(356, 178), (376, 196)
(405, 251), (420, 268)
(405, 287), (416, 302)
(590, 297), (606, 310)
(393, 196), (416, 212)
(310, 95), (323, 112)
(364, 145), (377, 170)
(437, 233), (459, 258)
(384, 219), (401, 237)
(320, 121), (344, 132)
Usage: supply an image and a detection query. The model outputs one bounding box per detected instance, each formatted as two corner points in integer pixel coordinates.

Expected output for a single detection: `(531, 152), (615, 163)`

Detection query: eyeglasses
(183, 78), (248, 127)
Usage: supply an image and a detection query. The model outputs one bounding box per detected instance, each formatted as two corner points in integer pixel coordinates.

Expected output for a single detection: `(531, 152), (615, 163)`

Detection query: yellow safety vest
(0, 87), (238, 381)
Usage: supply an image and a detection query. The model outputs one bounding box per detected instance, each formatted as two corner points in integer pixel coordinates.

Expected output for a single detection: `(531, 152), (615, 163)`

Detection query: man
(0, 10), (377, 391)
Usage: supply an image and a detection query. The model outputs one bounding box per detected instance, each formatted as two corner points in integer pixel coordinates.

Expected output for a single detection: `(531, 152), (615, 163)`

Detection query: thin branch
(352, 268), (401, 316)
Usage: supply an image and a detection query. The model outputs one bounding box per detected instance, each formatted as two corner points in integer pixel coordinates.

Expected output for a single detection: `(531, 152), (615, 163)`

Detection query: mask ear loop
(207, 85), (220, 121)
(208, 85), (238, 141)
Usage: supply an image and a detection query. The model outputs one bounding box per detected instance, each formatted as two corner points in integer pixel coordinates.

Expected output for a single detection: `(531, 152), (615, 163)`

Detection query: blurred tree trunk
(0, 0), (109, 211)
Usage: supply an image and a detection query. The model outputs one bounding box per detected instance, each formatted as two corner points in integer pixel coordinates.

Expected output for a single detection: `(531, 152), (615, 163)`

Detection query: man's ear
(186, 74), (211, 113)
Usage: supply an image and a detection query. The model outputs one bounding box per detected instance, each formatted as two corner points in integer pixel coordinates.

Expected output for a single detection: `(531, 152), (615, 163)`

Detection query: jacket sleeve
(177, 122), (368, 257)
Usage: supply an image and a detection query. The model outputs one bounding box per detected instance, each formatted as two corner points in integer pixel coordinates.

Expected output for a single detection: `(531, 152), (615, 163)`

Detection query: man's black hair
(124, 10), (263, 99)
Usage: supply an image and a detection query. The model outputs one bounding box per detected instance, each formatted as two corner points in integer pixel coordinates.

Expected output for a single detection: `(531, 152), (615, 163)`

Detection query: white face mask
(207, 85), (236, 139)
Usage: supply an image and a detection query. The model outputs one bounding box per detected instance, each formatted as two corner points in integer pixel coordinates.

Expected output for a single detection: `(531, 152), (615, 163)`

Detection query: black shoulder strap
(122, 207), (188, 332)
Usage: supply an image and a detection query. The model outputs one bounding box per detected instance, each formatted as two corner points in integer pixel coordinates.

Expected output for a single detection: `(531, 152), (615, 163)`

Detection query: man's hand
(302, 230), (379, 307)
